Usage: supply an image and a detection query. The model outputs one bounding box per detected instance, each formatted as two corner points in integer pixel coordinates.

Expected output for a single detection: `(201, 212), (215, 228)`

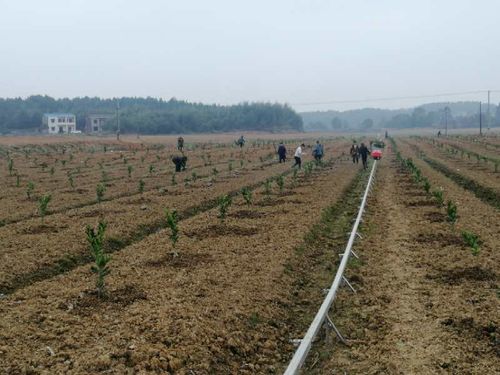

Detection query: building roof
(43, 113), (75, 117)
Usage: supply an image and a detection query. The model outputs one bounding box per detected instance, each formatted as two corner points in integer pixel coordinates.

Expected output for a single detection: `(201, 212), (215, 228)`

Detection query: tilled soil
(306, 148), (499, 374)
(0, 155), (363, 374)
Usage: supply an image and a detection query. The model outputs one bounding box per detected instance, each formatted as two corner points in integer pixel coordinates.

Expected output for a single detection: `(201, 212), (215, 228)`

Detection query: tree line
(302, 102), (500, 131)
(0, 95), (304, 134)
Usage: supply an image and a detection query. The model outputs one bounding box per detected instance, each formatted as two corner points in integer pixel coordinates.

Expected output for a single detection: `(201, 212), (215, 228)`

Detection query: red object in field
(371, 149), (382, 160)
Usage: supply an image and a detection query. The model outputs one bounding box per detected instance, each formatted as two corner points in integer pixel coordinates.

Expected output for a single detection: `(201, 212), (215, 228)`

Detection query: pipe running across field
(284, 160), (378, 375)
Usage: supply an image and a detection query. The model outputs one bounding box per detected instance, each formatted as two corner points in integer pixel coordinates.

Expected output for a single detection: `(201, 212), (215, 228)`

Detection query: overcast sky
(0, 0), (499, 111)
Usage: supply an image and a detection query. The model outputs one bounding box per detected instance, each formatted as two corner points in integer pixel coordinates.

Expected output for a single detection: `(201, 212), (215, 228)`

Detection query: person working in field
(236, 135), (245, 148)
(312, 140), (324, 162)
(292, 143), (306, 169)
(358, 143), (370, 170)
(172, 155), (187, 172)
(177, 136), (184, 151)
(277, 141), (287, 163)
(350, 143), (359, 164)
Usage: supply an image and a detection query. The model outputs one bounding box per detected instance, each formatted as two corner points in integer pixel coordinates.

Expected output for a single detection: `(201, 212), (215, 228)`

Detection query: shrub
(149, 164), (155, 175)
(461, 231), (480, 256)
(171, 173), (177, 186)
(49, 166), (55, 176)
(217, 194), (232, 221)
(96, 183), (106, 203)
(15, 173), (20, 187)
(241, 187), (252, 205)
(212, 167), (219, 177)
(191, 171), (198, 182)
(432, 189), (444, 207)
(85, 221), (110, 298)
(38, 194), (52, 223)
(26, 181), (35, 199)
(138, 179), (145, 194)
(446, 200), (458, 225)
(228, 162), (233, 171)
(165, 209), (179, 253)
(127, 165), (133, 178)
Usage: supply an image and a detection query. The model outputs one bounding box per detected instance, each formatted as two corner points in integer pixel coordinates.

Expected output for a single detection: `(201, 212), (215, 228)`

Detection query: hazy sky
(1, 0), (499, 111)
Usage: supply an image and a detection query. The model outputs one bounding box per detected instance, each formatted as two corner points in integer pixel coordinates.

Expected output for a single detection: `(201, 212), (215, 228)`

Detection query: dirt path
(308, 152), (498, 374)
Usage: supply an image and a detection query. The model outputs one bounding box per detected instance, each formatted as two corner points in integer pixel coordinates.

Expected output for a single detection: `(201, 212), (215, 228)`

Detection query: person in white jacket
(292, 143), (305, 168)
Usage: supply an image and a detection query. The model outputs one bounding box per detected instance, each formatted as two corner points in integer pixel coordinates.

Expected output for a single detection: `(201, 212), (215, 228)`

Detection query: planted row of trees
(429, 138), (500, 173)
(392, 139), (481, 256)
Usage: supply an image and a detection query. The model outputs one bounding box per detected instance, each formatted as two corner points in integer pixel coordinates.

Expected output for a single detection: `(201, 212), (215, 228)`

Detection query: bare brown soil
(0, 138), (363, 374)
(304, 148), (498, 374)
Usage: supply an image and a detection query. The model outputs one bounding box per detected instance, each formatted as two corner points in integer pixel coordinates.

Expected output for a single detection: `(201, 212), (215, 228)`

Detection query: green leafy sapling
(241, 187), (252, 205)
(27, 181), (35, 199)
(138, 179), (145, 194)
(217, 194), (232, 221)
(38, 194), (52, 223)
(8, 158), (13, 176)
(432, 189), (444, 207)
(68, 173), (75, 189)
(127, 165), (133, 178)
(461, 231), (480, 256)
(263, 179), (272, 197)
(96, 183), (106, 203)
(422, 178), (431, 194)
(85, 221), (110, 298)
(446, 200), (458, 226)
(276, 175), (285, 193)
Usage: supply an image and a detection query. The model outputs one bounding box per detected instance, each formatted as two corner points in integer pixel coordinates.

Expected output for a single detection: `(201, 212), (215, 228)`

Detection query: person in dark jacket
(312, 140), (324, 162)
(350, 143), (359, 164)
(277, 142), (287, 163)
(177, 136), (184, 151)
(172, 155), (187, 172)
(358, 143), (370, 169)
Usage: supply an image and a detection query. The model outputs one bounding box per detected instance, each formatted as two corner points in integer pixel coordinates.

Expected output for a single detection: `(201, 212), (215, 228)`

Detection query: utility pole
(479, 101), (482, 136)
(444, 106), (449, 136)
(487, 90), (490, 131)
(116, 101), (120, 141)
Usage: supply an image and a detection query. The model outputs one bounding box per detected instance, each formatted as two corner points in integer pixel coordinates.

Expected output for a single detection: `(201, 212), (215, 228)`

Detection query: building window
(93, 119), (98, 124)
(51, 127), (56, 132)
(50, 118), (55, 123)
(58, 117), (65, 123)
(93, 126), (99, 132)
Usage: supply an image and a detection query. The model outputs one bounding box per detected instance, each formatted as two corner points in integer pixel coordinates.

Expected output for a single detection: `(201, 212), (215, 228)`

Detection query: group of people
(277, 140), (324, 168)
(171, 135), (374, 174)
(350, 142), (370, 169)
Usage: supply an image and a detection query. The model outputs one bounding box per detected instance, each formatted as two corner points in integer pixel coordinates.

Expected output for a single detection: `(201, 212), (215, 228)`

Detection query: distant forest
(0, 95), (304, 134)
(302, 101), (500, 132)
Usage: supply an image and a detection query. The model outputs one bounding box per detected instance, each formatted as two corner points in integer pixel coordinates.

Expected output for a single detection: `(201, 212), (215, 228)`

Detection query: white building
(43, 113), (77, 134)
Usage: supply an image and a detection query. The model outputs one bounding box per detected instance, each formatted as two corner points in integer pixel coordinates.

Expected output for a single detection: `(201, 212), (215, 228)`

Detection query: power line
(292, 89), (497, 106)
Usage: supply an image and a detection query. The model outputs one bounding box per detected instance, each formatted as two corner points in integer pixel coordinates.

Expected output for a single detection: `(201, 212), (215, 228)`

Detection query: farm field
(0, 134), (498, 374)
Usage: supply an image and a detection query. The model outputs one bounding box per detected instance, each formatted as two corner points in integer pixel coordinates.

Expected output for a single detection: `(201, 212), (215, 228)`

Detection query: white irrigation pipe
(284, 160), (378, 375)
